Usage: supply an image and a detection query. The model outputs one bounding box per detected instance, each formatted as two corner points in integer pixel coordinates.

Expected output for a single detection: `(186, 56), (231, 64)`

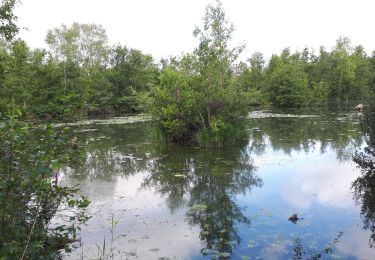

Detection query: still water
(62, 108), (374, 259)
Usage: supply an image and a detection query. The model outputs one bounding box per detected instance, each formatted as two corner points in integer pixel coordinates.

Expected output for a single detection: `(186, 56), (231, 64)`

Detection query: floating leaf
(247, 239), (259, 248)
(190, 204), (207, 211)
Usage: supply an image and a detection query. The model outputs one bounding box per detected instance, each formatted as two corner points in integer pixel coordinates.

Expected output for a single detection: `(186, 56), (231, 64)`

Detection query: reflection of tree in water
(248, 112), (363, 161)
(352, 103), (375, 247)
(63, 111), (364, 257)
(141, 144), (262, 257)
(69, 123), (158, 180)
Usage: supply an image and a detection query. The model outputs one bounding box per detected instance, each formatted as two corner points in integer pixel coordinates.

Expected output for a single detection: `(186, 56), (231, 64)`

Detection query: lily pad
(248, 239), (259, 248)
(190, 204), (207, 211)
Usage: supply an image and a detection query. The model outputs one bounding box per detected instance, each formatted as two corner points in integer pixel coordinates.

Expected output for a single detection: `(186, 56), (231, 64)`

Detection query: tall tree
(153, 0), (249, 147)
(265, 51), (309, 107)
(193, 0), (244, 129)
(45, 23), (109, 73)
(107, 45), (158, 113)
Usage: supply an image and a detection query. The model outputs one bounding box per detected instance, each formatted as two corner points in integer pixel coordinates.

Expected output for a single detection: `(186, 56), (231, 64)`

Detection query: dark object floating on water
(355, 104), (364, 112)
(288, 213), (304, 224)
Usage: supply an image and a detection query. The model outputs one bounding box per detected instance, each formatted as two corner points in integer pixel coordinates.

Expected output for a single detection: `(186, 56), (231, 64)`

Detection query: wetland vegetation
(1, 0), (375, 259)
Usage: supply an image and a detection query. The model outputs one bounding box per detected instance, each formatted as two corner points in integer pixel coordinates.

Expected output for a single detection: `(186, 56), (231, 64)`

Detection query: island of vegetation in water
(1, 0), (375, 258)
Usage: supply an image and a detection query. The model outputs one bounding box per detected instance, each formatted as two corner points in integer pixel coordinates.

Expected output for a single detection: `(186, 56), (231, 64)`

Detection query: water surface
(62, 108), (374, 259)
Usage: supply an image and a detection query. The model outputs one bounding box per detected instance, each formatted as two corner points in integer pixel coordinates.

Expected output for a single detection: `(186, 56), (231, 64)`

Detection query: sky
(14, 0), (375, 61)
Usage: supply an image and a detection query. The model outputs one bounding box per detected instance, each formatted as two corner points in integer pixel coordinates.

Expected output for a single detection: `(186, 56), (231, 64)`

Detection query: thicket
(1, 1), (90, 258)
(0, 112), (90, 259)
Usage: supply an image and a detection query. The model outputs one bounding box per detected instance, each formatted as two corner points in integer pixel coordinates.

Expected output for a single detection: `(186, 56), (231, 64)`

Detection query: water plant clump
(152, 0), (249, 147)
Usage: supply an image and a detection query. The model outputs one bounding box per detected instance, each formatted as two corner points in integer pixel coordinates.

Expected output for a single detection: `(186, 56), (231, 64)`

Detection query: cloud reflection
(279, 156), (360, 210)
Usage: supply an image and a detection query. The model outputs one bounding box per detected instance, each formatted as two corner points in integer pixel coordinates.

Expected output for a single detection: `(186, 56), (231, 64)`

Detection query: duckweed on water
(247, 111), (319, 119)
(55, 114), (151, 127)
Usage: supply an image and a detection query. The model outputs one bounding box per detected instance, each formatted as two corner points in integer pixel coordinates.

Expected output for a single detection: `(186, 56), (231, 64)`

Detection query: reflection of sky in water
(235, 142), (372, 259)
(63, 174), (203, 259)
(62, 112), (375, 260)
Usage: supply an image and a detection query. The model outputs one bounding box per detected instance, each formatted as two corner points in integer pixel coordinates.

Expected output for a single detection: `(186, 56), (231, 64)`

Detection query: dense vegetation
(1, 1), (90, 258)
(0, 113), (90, 259)
(1, 2), (375, 123)
(152, 1), (250, 147)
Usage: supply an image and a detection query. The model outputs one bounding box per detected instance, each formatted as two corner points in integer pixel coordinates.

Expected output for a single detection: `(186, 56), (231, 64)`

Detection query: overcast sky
(15, 0), (375, 61)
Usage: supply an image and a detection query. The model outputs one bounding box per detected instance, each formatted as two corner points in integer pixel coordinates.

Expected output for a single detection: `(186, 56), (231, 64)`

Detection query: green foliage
(153, 0), (249, 147)
(308, 81), (329, 105)
(0, 112), (90, 258)
(107, 45), (158, 114)
(234, 37), (375, 107)
(306, 38), (371, 102)
(46, 23), (109, 73)
(153, 65), (198, 143)
(265, 53), (309, 107)
(0, 0), (19, 41)
(196, 118), (246, 148)
(0, 27), (159, 119)
(1, 1), (375, 120)
(236, 53), (268, 106)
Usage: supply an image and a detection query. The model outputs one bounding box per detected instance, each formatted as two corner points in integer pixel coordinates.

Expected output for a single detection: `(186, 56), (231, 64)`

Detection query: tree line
(0, 23), (159, 119)
(1, 20), (375, 121)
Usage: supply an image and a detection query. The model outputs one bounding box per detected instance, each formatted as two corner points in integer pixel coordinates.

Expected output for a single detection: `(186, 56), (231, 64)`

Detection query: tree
(236, 52), (267, 105)
(107, 45), (158, 113)
(0, 39), (33, 113)
(265, 52), (309, 107)
(46, 23), (109, 73)
(0, 6), (90, 258)
(192, 0), (245, 129)
(153, 0), (249, 147)
(0, 0), (19, 41)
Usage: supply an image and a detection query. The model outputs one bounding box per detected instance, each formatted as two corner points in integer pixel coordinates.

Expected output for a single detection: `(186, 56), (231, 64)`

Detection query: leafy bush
(0, 111), (90, 259)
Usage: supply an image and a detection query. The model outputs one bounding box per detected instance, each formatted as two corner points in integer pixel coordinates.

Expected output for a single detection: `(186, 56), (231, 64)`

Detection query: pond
(61, 108), (374, 260)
